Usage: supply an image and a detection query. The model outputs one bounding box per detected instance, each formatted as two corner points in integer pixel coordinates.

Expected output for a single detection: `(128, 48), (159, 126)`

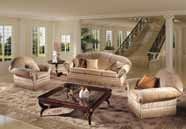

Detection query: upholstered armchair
(9, 57), (51, 90)
(126, 69), (183, 118)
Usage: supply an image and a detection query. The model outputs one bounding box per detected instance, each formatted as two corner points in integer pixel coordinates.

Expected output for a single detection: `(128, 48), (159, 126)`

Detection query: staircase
(115, 17), (147, 56)
(147, 23), (165, 62)
(115, 17), (165, 77)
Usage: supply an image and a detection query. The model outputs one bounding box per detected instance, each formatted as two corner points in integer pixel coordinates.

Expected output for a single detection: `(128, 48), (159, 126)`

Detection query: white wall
(54, 19), (81, 61)
(0, 17), (81, 75)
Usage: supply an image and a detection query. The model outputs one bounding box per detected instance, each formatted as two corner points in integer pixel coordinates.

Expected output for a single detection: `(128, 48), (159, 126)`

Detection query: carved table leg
(88, 111), (93, 125)
(39, 102), (49, 117)
(106, 92), (112, 106)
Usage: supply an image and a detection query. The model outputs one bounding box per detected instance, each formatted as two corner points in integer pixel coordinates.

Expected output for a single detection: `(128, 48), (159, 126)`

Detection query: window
(118, 31), (127, 47)
(92, 29), (100, 50)
(61, 34), (71, 52)
(0, 25), (12, 61)
(106, 30), (112, 46)
(32, 26), (46, 56)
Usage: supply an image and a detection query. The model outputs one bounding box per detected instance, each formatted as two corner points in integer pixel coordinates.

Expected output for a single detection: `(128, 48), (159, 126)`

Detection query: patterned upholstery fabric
(130, 87), (181, 104)
(127, 68), (183, 118)
(9, 57), (51, 90)
(67, 52), (132, 87)
(9, 56), (40, 72)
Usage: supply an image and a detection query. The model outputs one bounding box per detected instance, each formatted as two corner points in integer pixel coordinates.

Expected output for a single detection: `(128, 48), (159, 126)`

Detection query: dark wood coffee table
(38, 83), (112, 125)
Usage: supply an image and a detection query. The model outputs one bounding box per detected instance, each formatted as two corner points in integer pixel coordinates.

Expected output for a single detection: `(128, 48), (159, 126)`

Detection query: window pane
(0, 25), (13, 61)
(106, 30), (112, 46)
(61, 34), (71, 52)
(0, 26), (3, 61)
(32, 26), (46, 56)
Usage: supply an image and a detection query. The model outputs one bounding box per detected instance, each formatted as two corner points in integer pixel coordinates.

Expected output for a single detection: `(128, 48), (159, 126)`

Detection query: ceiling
(0, 0), (186, 20)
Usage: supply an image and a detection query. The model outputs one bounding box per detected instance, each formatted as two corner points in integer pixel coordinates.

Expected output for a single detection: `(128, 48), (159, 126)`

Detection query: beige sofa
(9, 57), (51, 90)
(67, 52), (132, 87)
(126, 69), (183, 118)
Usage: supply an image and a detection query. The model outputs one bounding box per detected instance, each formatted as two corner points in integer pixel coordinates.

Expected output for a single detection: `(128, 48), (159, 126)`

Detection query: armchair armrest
(38, 64), (49, 71)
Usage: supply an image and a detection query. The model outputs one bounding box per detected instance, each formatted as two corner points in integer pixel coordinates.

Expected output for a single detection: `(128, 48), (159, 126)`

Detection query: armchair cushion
(130, 87), (182, 104)
(36, 72), (50, 79)
(13, 68), (31, 79)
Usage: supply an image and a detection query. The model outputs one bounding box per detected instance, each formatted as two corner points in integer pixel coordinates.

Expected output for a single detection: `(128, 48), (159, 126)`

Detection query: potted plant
(81, 28), (98, 52)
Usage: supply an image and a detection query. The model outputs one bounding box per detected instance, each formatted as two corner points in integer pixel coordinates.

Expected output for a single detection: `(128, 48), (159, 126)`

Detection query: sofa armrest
(64, 62), (73, 73)
(122, 64), (131, 74)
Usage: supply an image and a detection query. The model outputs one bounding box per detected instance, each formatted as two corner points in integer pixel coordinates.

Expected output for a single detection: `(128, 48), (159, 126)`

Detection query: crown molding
(79, 10), (186, 19)
(0, 10), (186, 21)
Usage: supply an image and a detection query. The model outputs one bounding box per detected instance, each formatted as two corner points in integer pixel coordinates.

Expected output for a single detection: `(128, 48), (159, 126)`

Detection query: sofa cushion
(136, 75), (157, 89)
(70, 67), (117, 77)
(84, 69), (102, 76)
(97, 54), (113, 70)
(86, 59), (98, 69)
(130, 87), (182, 104)
(101, 70), (117, 78)
(70, 67), (86, 74)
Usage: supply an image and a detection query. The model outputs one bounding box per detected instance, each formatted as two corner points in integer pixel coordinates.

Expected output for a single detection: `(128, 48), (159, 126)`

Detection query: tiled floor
(0, 115), (41, 129)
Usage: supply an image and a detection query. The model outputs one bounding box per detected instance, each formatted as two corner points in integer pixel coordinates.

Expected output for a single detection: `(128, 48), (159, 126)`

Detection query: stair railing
(115, 17), (147, 54)
(147, 23), (165, 62)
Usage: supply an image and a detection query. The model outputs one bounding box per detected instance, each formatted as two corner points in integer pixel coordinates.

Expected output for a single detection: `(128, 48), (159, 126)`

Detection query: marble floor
(0, 115), (41, 129)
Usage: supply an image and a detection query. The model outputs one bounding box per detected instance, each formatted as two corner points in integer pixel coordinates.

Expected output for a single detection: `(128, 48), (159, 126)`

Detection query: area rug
(0, 80), (186, 129)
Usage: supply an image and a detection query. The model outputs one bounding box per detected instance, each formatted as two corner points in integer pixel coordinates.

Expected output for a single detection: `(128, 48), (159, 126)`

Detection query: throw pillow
(136, 75), (157, 89)
(72, 58), (79, 67)
(78, 58), (87, 68)
(110, 61), (123, 73)
(86, 59), (98, 69)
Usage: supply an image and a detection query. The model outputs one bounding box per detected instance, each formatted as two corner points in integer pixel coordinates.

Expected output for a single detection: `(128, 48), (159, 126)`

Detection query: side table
(48, 60), (65, 77)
